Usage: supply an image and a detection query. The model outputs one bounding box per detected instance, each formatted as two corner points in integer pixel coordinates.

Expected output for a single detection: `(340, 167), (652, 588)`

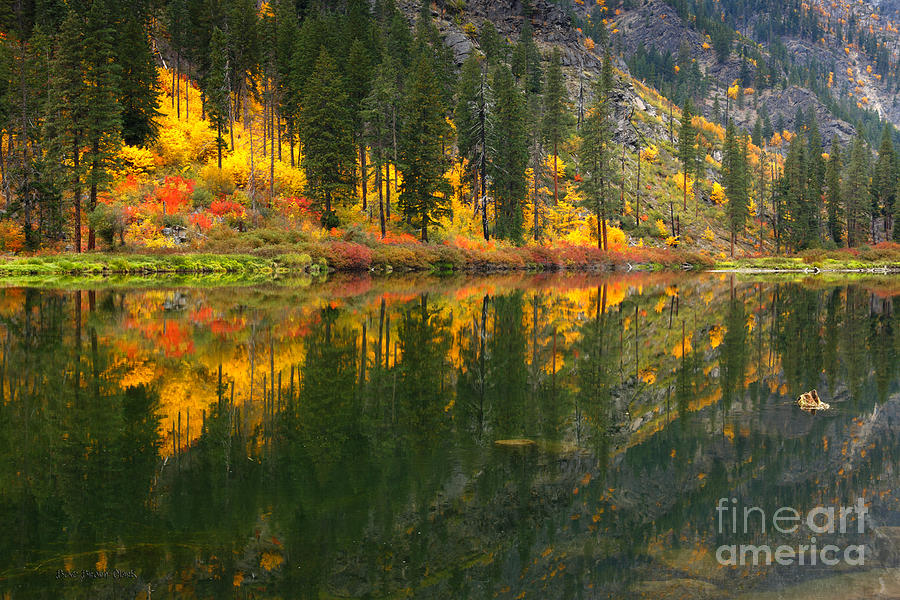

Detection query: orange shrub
(0, 220), (24, 253)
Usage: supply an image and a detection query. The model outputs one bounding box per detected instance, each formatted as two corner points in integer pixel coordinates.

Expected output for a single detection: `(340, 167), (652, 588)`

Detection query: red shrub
(325, 242), (373, 271)
(210, 199), (244, 217)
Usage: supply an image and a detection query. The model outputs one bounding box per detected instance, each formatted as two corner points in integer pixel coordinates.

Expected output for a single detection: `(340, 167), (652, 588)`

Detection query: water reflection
(0, 274), (898, 598)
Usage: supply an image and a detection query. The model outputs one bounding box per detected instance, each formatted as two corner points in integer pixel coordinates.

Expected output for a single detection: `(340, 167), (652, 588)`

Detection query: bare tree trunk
(88, 139), (99, 251)
(270, 93), (275, 203)
(245, 85), (256, 218)
(0, 130), (5, 195)
(377, 157), (385, 238)
(176, 54), (181, 120)
(229, 92), (235, 151)
(385, 163), (391, 220)
(553, 142), (558, 206)
(262, 83), (267, 157)
(390, 108), (398, 219)
(360, 145), (367, 213)
(73, 138), (81, 253)
(533, 154), (540, 241)
(601, 207), (608, 251)
(636, 154), (641, 227)
(217, 121), (223, 169)
(269, 109), (275, 202)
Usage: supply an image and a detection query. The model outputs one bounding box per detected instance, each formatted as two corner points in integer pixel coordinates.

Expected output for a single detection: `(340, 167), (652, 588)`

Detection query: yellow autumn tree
(640, 144), (659, 162)
(711, 182), (727, 205)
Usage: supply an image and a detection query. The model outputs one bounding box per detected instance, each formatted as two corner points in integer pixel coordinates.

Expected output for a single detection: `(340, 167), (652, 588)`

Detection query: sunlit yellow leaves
(710, 182), (727, 205)
(709, 325), (725, 349)
(655, 219), (668, 237)
(110, 145), (157, 182)
(606, 224), (627, 250)
(654, 297), (666, 313)
(672, 172), (693, 199)
(671, 333), (692, 358)
(703, 226), (715, 241)
(692, 114), (725, 141)
(639, 368), (656, 384)
(120, 363), (157, 389)
(640, 144), (659, 162)
(260, 552), (284, 571)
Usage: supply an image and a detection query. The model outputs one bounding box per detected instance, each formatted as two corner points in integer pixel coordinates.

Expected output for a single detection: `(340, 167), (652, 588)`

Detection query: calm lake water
(1, 273), (899, 599)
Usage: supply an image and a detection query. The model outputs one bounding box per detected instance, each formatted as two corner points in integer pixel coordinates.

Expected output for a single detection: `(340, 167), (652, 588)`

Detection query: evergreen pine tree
(117, 8), (159, 146)
(509, 22), (544, 241)
(825, 139), (843, 244)
(479, 21), (503, 63)
(489, 63), (528, 243)
(347, 38), (372, 210)
(805, 117), (824, 246)
(299, 49), (355, 226)
(275, 0), (301, 166)
(578, 53), (614, 250)
(723, 122), (749, 255)
(363, 52), (398, 239)
(455, 54), (484, 224)
(43, 10), (86, 251)
(205, 26), (229, 169)
(751, 118), (763, 148)
(512, 22), (542, 96)
(678, 99), (696, 210)
(398, 53), (452, 242)
(844, 133), (871, 246)
(782, 134), (807, 252)
(82, 0), (122, 251)
(227, 0), (259, 206)
(873, 124), (895, 240)
(542, 48), (569, 207)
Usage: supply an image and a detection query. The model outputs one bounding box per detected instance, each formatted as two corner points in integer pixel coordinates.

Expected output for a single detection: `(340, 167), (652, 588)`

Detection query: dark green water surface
(1, 273), (899, 599)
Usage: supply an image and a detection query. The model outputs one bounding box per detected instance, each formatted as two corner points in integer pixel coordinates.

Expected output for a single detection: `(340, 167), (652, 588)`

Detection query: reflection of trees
(572, 285), (615, 459)
(395, 295), (451, 447)
(2, 279), (900, 598)
(773, 284), (823, 397)
(0, 290), (161, 580)
(720, 292), (748, 411)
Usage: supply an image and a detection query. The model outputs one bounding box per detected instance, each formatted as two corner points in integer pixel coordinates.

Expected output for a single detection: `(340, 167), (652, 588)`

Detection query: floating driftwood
(798, 389), (830, 412)
(493, 439), (536, 448)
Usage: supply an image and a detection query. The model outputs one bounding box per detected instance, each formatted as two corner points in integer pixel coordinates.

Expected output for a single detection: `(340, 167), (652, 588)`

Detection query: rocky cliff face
(415, 0), (900, 151)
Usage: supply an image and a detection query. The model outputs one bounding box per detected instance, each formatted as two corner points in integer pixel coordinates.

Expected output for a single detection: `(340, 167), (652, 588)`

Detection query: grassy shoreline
(713, 245), (900, 273)
(0, 243), (714, 279)
(2, 242), (898, 282)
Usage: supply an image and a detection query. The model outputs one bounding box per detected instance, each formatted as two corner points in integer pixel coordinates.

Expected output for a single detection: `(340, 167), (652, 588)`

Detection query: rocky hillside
(418, 0), (900, 149)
